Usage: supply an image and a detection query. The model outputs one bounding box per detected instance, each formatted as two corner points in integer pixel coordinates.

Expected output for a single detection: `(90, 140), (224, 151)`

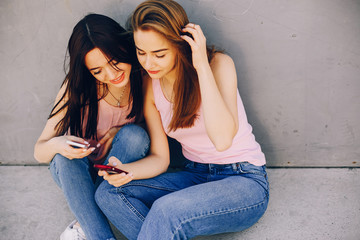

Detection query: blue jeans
(95, 160), (269, 240)
(50, 124), (150, 240)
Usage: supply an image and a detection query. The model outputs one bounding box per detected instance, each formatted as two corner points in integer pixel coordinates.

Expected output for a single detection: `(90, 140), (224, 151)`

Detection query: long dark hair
(50, 13), (143, 139)
(129, 0), (217, 131)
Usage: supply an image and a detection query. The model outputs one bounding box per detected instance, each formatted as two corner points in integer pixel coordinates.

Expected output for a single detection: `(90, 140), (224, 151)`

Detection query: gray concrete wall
(1, 0), (359, 167)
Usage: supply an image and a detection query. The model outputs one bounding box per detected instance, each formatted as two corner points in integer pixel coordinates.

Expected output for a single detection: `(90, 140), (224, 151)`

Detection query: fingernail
(112, 162), (117, 166)
(84, 141), (89, 144)
(82, 149), (87, 152)
(90, 147), (95, 152)
(96, 143), (101, 147)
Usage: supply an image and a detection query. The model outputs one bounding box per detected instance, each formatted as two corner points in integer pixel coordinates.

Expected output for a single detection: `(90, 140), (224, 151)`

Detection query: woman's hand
(93, 126), (121, 161)
(98, 157), (134, 187)
(55, 135), (95, 160)
(181, 23), (209, 71)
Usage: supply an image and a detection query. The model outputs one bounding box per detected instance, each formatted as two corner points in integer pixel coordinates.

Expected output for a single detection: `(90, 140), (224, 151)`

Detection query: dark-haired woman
(34, 14), (150, 240)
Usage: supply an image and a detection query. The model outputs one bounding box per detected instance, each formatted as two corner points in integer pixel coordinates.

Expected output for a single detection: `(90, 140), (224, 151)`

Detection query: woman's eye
(137, 51), (145, 56)
(156, 55), (165, 58)
(93, 70), (101, 75)
(111, 60), (120, 65)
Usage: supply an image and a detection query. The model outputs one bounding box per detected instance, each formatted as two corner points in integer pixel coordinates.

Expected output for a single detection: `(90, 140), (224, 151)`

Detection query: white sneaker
(60, 220), (86, 240)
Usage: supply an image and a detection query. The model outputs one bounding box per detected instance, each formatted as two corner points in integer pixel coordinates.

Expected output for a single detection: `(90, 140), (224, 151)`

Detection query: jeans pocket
(238, 162), (266, 177)
(238, 162), (269, 194)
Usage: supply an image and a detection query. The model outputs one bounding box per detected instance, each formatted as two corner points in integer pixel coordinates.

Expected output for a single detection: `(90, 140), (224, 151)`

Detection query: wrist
(195, 62), (211, 74)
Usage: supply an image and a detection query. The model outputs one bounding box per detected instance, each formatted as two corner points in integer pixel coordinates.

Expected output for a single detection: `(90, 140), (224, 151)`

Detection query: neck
(102, 82), (130, 107)
(162, 69), (178, 88)
(107, 83), (127, 95)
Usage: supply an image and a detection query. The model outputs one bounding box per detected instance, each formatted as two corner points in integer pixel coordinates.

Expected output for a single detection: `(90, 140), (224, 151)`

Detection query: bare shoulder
(210, 52), (235, 68)
(210, 52), (237, 86)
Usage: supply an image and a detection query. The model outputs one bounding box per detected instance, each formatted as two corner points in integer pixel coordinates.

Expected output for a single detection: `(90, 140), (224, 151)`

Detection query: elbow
(33, 145), (40, 162)
(33, 145), (46, 164)
(33, 151), (42, 163)
(33, 153), (42, 163)
(213, 136), (234, 152)
(212, 126), (237, 152)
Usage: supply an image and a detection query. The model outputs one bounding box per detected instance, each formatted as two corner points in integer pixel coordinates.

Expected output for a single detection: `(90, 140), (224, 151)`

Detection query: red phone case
(93, 164), (128, 174)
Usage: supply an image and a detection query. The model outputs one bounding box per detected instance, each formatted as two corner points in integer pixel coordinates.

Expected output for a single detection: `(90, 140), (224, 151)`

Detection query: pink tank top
(82, 99), (134, 162)
(152, 79), (265, 166)
(95, 99), (134, 140)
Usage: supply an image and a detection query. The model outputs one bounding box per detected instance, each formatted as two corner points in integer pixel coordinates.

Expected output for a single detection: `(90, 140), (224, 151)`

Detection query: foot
(60, 220), (86, 240)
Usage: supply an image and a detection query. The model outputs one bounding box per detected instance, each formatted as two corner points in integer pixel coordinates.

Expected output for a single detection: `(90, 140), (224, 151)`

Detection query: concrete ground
(1, 166), (359, 240)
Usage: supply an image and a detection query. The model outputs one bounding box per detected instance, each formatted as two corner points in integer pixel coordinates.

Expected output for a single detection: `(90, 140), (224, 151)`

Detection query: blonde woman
(95, 1), (269, 239)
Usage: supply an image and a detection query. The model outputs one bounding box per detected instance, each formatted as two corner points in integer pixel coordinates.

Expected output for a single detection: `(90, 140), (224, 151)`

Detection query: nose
(105, 67), (117, 80)
(143, 55), (154, 70)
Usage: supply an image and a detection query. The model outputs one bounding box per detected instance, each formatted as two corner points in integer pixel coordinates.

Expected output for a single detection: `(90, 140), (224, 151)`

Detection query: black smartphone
(93, 164), (128, 174)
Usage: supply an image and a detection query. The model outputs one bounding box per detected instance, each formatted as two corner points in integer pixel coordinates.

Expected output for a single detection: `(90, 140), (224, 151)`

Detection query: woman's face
(85, 47), (132, 88)
(134, 29), (177, 80)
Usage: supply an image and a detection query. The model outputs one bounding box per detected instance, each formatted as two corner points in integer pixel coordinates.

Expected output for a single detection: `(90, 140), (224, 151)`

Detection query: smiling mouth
(148, 70), (160, 74)
(110, 73), (124, 84)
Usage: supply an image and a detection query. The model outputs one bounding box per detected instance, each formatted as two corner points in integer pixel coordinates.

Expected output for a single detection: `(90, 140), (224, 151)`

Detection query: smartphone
(93, 164), (128, 174)
(66, 140), (89, 148)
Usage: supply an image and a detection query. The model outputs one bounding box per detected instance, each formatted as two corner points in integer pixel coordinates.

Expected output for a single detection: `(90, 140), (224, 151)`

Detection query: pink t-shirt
(152, 79), (265, 166)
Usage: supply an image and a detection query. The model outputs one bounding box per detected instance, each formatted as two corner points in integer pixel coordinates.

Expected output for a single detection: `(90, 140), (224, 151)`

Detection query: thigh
(140, 175), (269, 239)
(95, 169), (204, 239)
(49, 154), (95, 188)
(116, 169), (203, 208)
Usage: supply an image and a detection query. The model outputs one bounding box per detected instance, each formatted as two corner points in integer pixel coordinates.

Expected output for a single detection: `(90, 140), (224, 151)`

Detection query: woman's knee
(113, 124), (149, 146)
(111, 124), (150, 160)
(95, 180), (117, 208)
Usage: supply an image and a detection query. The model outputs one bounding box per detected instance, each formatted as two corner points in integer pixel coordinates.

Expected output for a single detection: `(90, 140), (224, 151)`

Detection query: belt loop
(232, 163), (237, 171)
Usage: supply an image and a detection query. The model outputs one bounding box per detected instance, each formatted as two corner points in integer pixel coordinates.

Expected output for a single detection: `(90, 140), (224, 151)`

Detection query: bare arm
(181, 24), (239, 151)
(99, 76), (170, 186)
(33, 84), (94, 163)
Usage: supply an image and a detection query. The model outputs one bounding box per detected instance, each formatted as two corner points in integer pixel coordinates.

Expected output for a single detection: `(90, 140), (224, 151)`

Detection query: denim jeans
(50, 124), (150, 240)
(95, 160), (269, 240)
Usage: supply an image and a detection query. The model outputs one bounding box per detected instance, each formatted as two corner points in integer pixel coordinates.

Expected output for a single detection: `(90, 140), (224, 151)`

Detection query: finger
(65, 147), (94, 159)
(98, 170), (106, 177)
(108, 156), (121, 166)
(181, 35), (197, 49)
(182, 26), (200, 42)
(80, 147), (96, 157)
(66, 136), (89, 145)
(185, 23), (197, 29)
(98, 132), (111, 146)
(107, 173), (133, 187)
(183, 23), (206, 43)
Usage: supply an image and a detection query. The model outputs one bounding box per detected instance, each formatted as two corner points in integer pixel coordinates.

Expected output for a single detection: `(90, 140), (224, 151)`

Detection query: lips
(110, 73), (125, 84)
(148, 70), (160, 75)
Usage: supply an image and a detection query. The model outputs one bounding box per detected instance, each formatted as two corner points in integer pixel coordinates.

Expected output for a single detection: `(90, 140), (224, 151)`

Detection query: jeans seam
(171, 195), (269, 240)
(116, 190), (146, 222)
(124, 182), (178, 193)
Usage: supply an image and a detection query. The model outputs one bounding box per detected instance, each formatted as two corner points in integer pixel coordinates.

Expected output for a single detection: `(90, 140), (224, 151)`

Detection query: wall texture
(1, 0), (359, 166)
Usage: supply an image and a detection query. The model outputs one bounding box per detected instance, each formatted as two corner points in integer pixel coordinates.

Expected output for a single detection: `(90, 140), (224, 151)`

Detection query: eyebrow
(89, 58), (116, 71)
(89, 67), (100, 71)
(136, 46), (168, 53)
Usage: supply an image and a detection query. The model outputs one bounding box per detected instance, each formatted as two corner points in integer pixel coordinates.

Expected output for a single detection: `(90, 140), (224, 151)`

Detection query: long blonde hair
(130, 0), (216, 131)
